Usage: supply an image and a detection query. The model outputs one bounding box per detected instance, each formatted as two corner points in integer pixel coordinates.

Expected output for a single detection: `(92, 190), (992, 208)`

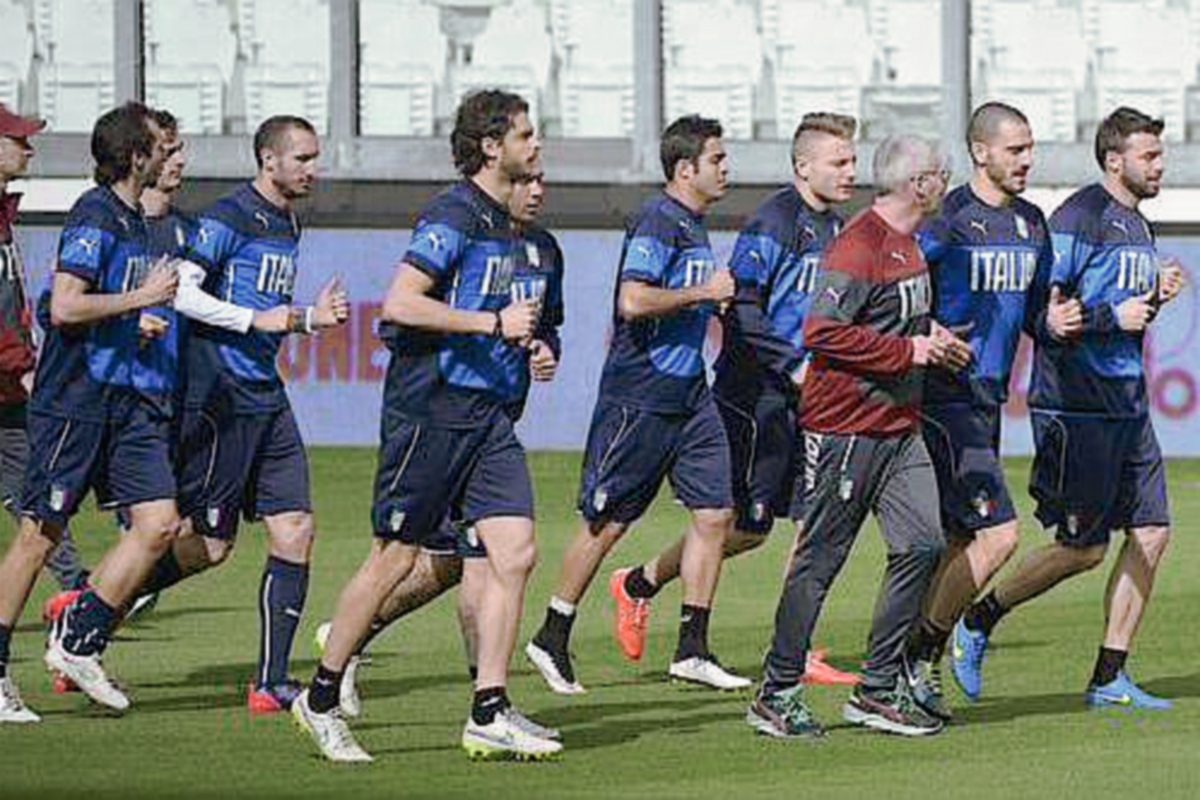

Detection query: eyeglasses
(913, 169), (950, 184)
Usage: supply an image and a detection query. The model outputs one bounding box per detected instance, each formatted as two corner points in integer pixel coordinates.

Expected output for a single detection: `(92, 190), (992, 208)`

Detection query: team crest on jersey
(1015, 215), (1029, 240)
(389, 509), (406, 533)
(207, 506), (221, 530)
(175, 225), (186, 248)
(972, 490), (993, 520)
(197, 225), (214, 244)
(49, 486), (65, 512)
(592, 488), (608, 513)
(525, 241), (541, 268)
(752, 502), (767, 522)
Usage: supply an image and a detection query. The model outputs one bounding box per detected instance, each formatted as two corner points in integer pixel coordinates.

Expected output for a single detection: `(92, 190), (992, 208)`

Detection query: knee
(17, 519), (60, 555)
(268, 513), (315, 562)
(982, 523), (1021, 565)
(203, 536), (233, 567)
(692, 508), (734, 539)
(587, 519), (628, 548)
(1134, 525), (1171, 565)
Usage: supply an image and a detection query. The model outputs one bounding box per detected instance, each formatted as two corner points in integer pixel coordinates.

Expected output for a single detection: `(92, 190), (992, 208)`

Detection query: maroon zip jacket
(800, 208), (931, 436)
(0, 191), (36, 409)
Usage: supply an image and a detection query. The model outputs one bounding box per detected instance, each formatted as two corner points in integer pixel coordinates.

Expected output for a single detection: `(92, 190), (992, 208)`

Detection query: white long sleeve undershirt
(172, 259), (255, 333)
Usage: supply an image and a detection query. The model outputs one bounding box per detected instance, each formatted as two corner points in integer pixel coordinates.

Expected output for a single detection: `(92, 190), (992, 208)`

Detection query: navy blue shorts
(1030, 411), (1170, 547)
(176, 403), (312, 540)
(419, 518), (487, 559)
(921, 402), (1017, 540)
(21, 401), (175, 528)
(716, 390), (796, 535)
(577, 395), (733, 525)
(371, 409), (533, 546)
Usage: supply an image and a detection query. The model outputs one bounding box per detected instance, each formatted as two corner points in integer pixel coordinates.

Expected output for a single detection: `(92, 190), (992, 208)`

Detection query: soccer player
(747, 134), (972, 739)
(609, 113), (860, 686)
(900, 102), (1082, 718)
(313, 170), (564, 732)
(0, 102), (179, 716)
(952, 107), (1185, 710)
(293, 89), (557, 763)
(526, 114), (746, 694)
(0, 105), (88, 603)
(100, 115), (347, 715)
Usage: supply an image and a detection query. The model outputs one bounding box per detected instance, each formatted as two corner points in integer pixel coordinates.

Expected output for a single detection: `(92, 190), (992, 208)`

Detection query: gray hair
(872, 135), (947, 194)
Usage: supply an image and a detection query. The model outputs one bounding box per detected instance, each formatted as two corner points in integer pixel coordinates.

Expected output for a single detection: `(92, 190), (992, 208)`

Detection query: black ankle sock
(535, 606), (575, 652)
(1091, 647), (1127, 688)
(675, 604), (710, 660)
(471, 686), (510, 725)
(0, 623), (10, 679)
(908, 617), (949, 663)
(964, 591), (1006, 637)
(310, 665), (343, 713)
(625, 566), (659, 600)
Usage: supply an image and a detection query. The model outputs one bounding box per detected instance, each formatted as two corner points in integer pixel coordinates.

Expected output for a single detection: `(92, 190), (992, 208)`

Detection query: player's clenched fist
(138, 257), (179, 307)
(704, 268), (735, 305)
(498, 298), (538, 343)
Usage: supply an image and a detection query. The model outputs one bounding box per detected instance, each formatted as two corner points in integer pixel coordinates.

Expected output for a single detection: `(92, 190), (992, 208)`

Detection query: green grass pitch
(2, 451), (1198, 799)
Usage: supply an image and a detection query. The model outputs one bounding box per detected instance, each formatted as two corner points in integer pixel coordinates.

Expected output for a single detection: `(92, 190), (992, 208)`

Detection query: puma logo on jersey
(254, 211), (271, 230)
(969, 219), (988, 236)
(1111, 219), (1128, 235)
(890, 251), (907, 264)
(425, 231), (446, 252)
(75, 237), (99, 255)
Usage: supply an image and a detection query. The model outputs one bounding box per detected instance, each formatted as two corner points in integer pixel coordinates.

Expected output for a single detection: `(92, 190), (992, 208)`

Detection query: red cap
(0, 105), (46, 139)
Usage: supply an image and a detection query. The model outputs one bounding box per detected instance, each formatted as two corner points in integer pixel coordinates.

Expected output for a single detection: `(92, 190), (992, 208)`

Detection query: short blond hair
(792, 112), (857, 167)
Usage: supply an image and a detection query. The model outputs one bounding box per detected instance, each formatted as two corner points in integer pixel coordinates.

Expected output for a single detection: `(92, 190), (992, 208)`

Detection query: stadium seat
(32, 0), (114, 132)
(973, 0), (1086, 142)
(244, 63), (329, 135)
(561, 64), (635, 137)
(359, 0), (443, 136)
(554, 0), (634, 137)
(775, 66), (861, 133)
(145, 63), (224, 135)
(1084, 0), (1189, 142)
(359, 63), (436, 137)
(867, 0), (942, 86)
(37, 62), (115, 134)
(0, 0), (32, 109)
(0, 62), (19, 111)
(665, 65), (754, 140)
(449, 65), (541, 131)
(238, 0), (330, 133)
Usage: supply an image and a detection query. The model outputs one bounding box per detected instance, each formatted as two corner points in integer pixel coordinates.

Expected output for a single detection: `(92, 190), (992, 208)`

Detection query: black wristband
(492, 310), (504, 338)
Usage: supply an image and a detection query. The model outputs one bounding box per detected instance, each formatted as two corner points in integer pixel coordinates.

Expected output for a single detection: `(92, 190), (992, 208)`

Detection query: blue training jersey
(31, 185), (167, 422)
(182, 183), (299, 414)
(380, 215), (565, 427)
(401, 180), (529, 427)
(137, 207), (196, 413)
(918, 184), (1053, 406)
(1029, 183), (1155, 417)
(713, 184), (840, 405)
(597, 192), (719, 414)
